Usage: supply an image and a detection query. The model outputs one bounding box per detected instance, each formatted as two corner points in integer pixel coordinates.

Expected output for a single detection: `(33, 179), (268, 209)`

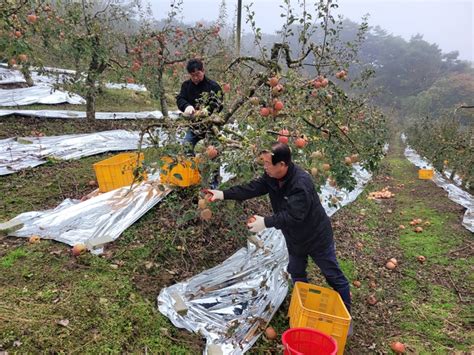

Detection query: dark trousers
(288, 243), (351, 313)
(184, 129), (202, 155)
(184, 129), (219, 188)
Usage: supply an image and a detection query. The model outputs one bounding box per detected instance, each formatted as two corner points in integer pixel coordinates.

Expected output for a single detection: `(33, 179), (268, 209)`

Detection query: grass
(0, 241), (196, 353)
(0, 155), (107, 220)
(0, 247), (28, 268)
(384, 138), (473, 353)
(1, 113), (472, 353)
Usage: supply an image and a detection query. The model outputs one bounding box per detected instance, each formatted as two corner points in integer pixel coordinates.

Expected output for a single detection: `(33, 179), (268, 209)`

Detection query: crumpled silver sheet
(441, 169), (463, 187)
(401, 133), (464, 186)
(157, 163), (373, 354)
(104, 82), (147, 91)
(0, 109), (181, 120)
(0, 130), (152, 175)
(0, 66), (25, 84)
(158, 228), (289, 354)
(404, 146), (474, 232)
(8, 175), (172, 253)
(0, 65), (147, 91)
(0, 86), (85, 106)
(322, 164), (373, 217)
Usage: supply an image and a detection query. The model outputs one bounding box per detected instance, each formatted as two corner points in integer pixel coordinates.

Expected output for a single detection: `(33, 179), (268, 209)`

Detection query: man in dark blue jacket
(206, 143), (351, 313)
(176, 58), (223, 151)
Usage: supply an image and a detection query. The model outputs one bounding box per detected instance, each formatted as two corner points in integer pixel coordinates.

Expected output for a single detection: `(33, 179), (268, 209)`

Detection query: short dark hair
(271, 142), (292, 165)
(186, 58), (204, 73)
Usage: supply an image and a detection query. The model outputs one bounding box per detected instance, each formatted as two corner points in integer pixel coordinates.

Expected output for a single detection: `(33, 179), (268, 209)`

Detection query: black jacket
(223, 163), (333, 256)
(176, 76), (223, 113)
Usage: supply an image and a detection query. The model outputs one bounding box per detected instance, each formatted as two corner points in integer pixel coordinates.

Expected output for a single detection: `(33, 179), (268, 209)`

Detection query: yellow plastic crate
(289, 282), (351, 355)
(93, 152), (146, 192)
(418, 169), (434, 180)
(160, 156), (201, 187)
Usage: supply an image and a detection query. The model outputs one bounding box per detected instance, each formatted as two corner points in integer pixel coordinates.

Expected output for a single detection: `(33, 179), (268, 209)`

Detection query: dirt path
(326, 135), (473, 354)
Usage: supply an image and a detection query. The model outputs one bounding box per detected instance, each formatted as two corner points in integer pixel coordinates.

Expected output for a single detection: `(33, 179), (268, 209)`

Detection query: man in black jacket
(206, 143), (351, 313)
(176, 58), (223, 151)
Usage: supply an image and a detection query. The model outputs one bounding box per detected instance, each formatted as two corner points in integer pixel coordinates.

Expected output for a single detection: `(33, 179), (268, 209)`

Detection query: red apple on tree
(278, 129), (289, 144)
(274, 100), (284, 111)
(27, 14), (38, 24)
(268, 77), (279, 87)
(295, 137), (307, 148)
(260, 107), (270, 117)
(206, 145), (218, 159)
(131, 61), (141, 71)
(312, 80), (322, 89)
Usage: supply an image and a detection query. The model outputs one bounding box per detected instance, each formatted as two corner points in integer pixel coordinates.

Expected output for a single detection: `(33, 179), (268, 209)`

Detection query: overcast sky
(150, 0), (473, 62)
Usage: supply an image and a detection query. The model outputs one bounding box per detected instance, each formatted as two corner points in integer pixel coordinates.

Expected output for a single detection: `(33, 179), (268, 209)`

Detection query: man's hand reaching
(184, 105), (195, 117)
(247, 215), (266, 233)
(203, 189), (224, 202)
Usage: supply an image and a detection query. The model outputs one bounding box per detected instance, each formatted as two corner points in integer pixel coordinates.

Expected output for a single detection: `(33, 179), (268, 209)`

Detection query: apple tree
(137, 0), (388, 213)
(124, 0), (226, 117)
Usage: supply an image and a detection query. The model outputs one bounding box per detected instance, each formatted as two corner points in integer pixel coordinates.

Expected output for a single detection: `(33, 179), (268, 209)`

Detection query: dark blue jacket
(223, 163), (333, 256)
(176, 76), (223, 113)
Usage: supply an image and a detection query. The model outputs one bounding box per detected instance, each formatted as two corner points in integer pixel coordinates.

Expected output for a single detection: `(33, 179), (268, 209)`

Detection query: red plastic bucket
(282, 328), (338, 355)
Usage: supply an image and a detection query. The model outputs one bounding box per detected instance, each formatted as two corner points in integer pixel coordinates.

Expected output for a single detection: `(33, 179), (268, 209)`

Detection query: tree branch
(226, 57), (278, 72)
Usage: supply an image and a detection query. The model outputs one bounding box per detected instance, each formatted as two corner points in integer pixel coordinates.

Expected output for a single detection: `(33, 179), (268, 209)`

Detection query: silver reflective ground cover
(404, 146), (474, 232)
(321, 164), (373, 217)
(0, 66), (25, 84)
(0, 130), (151, 175)
(8, 176), (171, 254)
(158, 162), (375, 354)
(0, 86), (85, 106)
(158, 228), (289, 354)
(104, 82), (147, 91)
(0, 66), (147, 91)
(0, 109), (181, 120)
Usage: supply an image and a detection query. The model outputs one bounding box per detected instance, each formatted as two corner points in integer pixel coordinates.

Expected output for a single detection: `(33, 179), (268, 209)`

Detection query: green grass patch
(385, 137), (473, 353)
(337, 258), (355, 281)
(0, 247), (28, 268)
(398, 205), (461, 264)
(398, 283), (462, 353)
(0, 249), (197, 353)
(0, 154), (113, 220)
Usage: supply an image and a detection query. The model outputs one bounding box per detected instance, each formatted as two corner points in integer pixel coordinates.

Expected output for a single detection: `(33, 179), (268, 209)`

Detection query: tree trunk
(85, 78), (96, 122)
(157, 71), (168, 117)
(86, 90), (95, 122)
(85, 35), (105, 122)
(21, 66), (34, 87)
(158, 77), (168, 117)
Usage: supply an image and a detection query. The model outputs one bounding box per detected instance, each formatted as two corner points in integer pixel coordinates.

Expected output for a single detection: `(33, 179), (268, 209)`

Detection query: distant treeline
(233, 18), (474, 123)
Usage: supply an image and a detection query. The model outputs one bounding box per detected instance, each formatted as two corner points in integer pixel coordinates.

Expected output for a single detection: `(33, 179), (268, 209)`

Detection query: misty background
(150, 0), (473, 63)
